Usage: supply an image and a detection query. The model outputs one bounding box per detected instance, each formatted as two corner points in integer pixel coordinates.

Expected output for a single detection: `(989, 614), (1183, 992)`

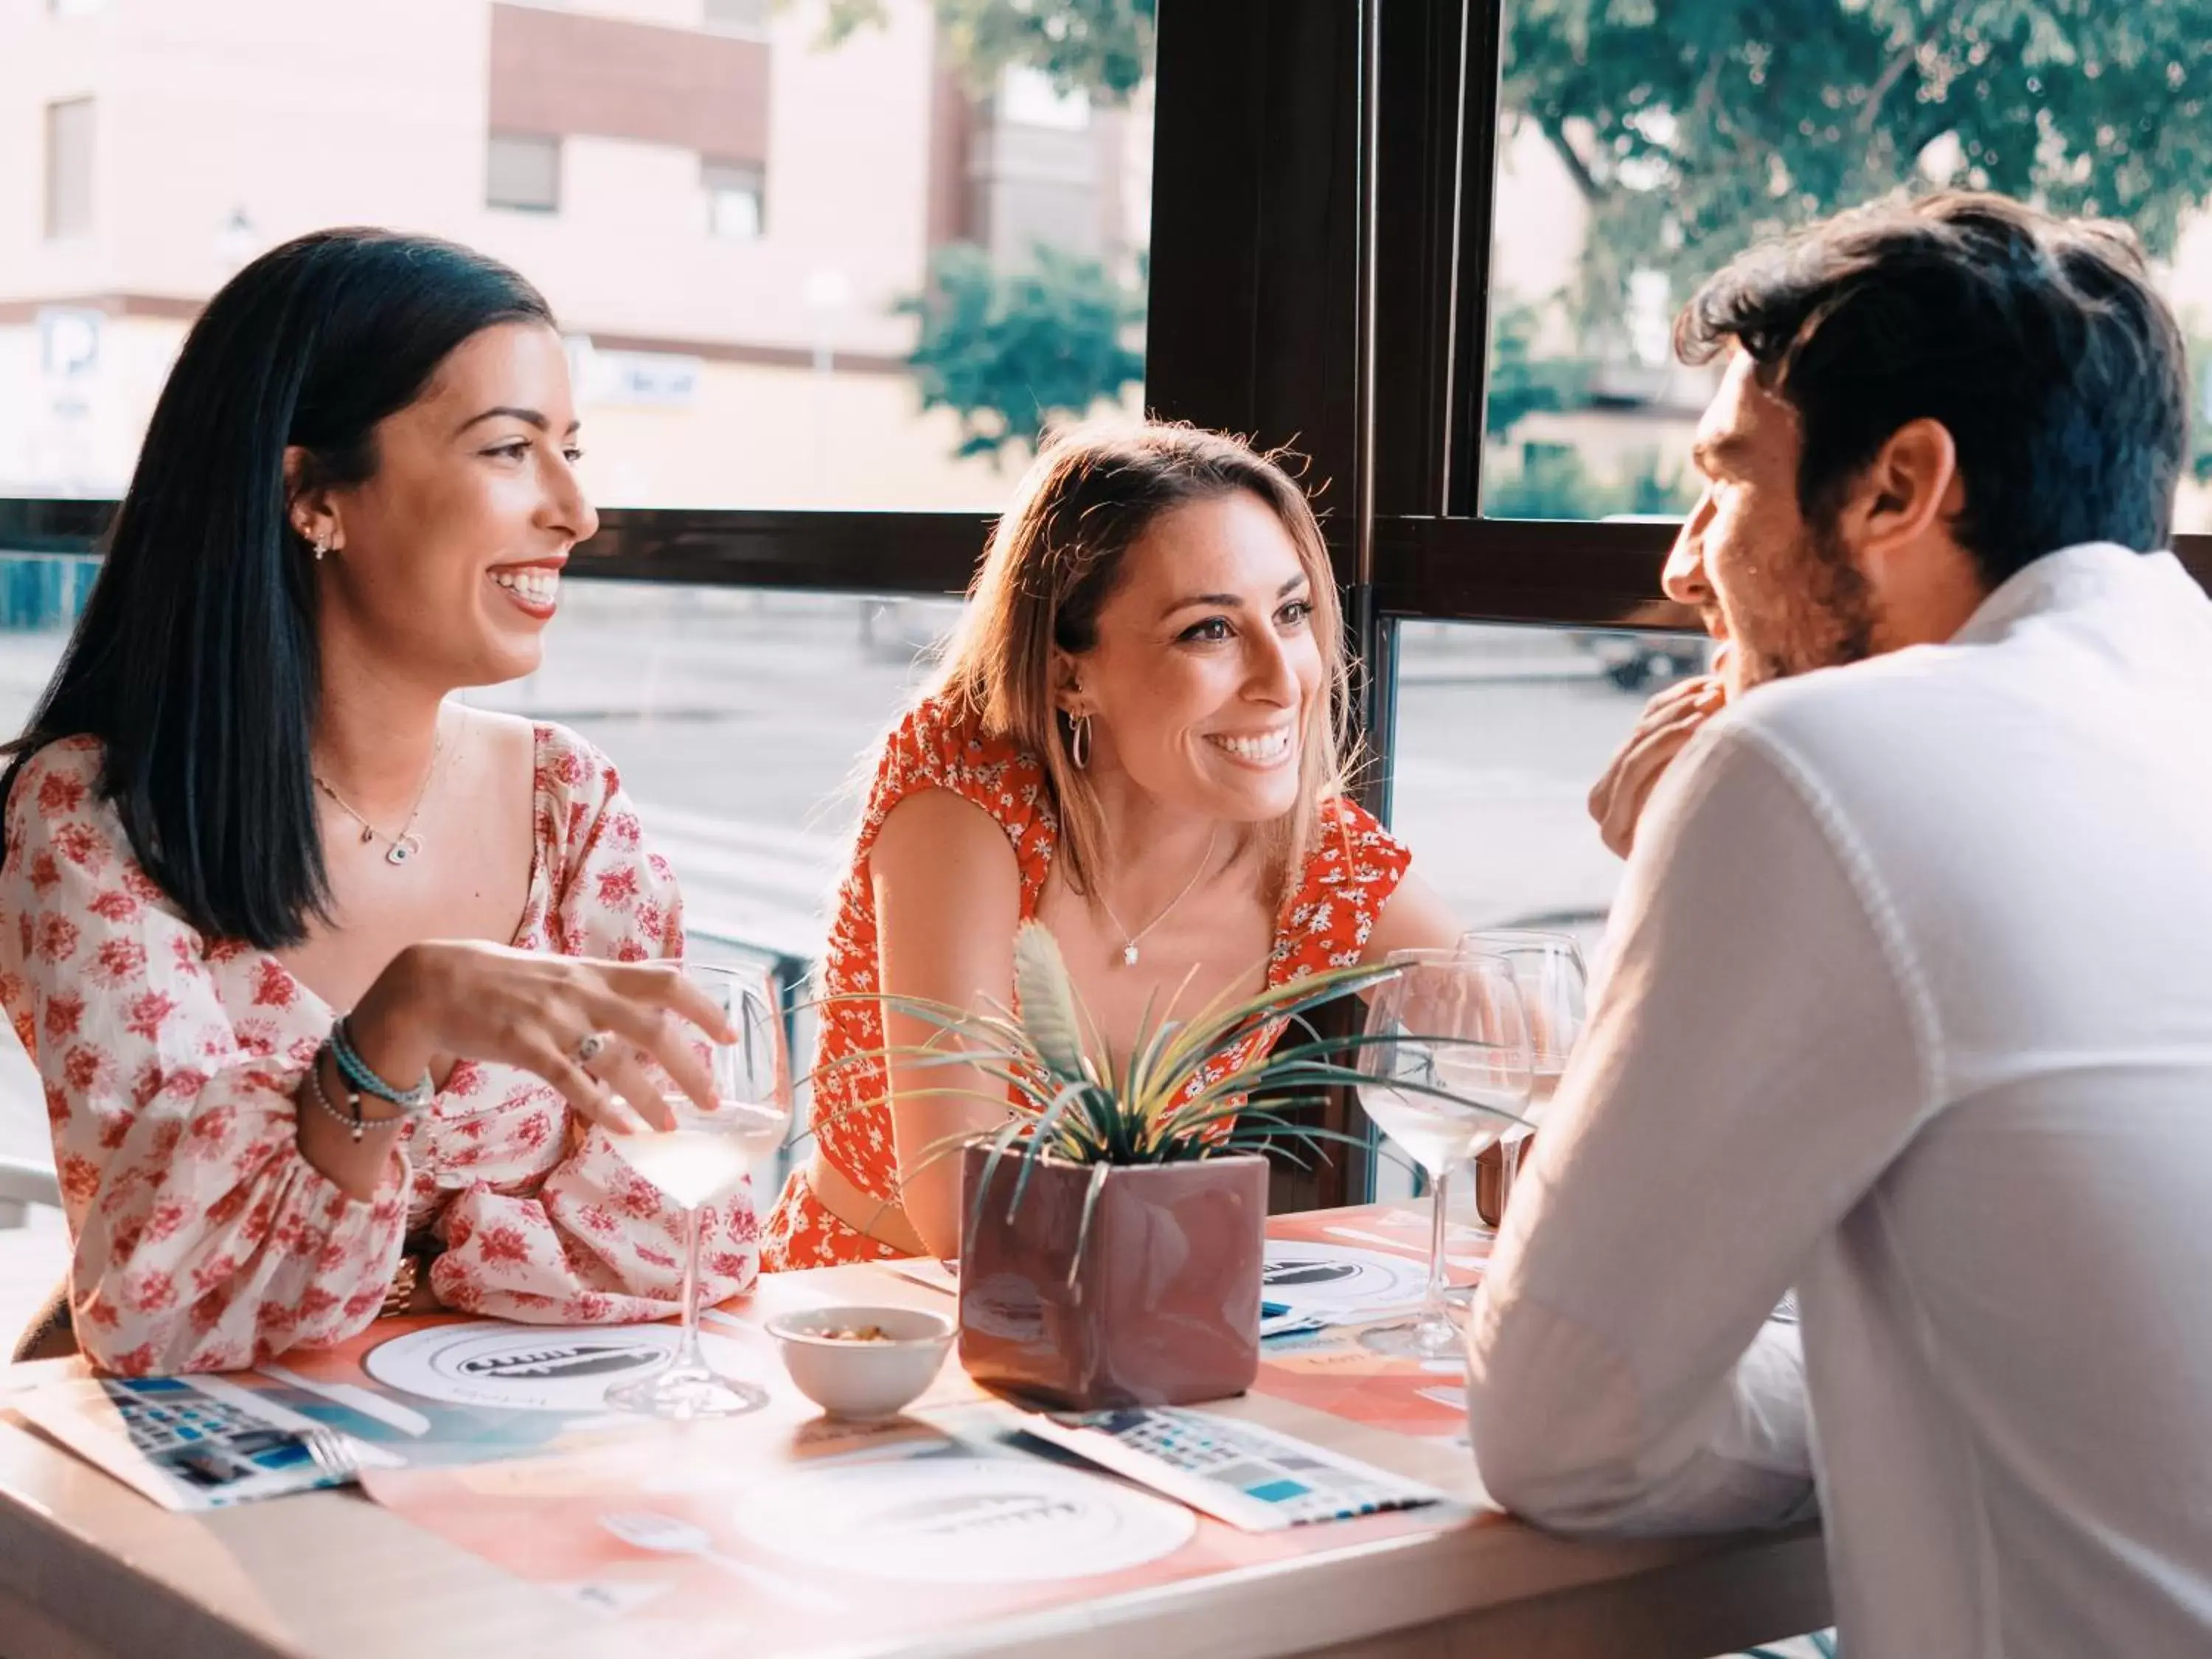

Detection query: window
(998, 66), (1091, 133)
(1480, 1), (2212, 532)
(701, 0), (770, 39)
(703, 159), (765, 240)
(15, 3), (2197, 1210)
(486, 132), (561, 213)
(43, 99), (94, 240)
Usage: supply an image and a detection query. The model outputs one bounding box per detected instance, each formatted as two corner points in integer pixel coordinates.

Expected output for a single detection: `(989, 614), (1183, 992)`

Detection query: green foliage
(1484, 299), (1595, 439)
(1503, 1), (2212, 326)
(897, 242), (1147, 463)
(818, 0), (1154, 104)
(810, 921), (1526, 1259)
(1484, 445), (1699, 521)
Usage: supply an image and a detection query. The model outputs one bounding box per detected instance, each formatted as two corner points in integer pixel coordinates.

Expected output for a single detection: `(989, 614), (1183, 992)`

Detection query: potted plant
(865, 922), (1496, 1411)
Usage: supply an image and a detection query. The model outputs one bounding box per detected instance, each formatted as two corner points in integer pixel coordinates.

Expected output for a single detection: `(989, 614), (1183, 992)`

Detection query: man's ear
(1838, 417), (1963, 563)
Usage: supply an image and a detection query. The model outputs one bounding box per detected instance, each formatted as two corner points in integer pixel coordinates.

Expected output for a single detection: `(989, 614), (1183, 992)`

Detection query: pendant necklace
(314, 728), (445, 868)
(1097, 826), (1220, 968)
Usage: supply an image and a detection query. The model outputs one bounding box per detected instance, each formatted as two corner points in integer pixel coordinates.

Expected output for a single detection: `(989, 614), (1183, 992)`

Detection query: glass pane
(1484, 5), (2212, 532)
(43, 98), (95, 241)
(1366, 619), (1709, 1201)
(0, 563), (948, 1189)
(702, 159), (765, 240)
(0, 1), (1155, 509)
(487, 133), (563, 214)
(1388, 620), (1712, 959)
(455, 578), (953, 1192)
(0, 554), (100, 1162)
(701, 0), (771, 38)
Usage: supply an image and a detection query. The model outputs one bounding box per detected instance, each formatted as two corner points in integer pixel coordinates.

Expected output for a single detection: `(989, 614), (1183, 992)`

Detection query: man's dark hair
(1675, 191), (2189, 587)
(1, 229), (554, 948)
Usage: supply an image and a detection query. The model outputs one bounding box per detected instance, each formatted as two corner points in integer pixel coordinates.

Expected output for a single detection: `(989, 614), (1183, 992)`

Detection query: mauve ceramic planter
(956, 1144), (1267, 1411)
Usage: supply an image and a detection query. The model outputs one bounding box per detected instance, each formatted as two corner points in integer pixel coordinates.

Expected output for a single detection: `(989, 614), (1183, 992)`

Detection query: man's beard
(1728, 515), (1879, 691)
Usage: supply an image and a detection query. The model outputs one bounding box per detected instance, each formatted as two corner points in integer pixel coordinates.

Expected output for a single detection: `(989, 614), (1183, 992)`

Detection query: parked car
(1572, 631), (1711, 692)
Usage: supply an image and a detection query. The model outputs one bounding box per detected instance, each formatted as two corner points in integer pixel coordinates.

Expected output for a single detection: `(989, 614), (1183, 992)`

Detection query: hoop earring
(1068, 711), (1092, 771)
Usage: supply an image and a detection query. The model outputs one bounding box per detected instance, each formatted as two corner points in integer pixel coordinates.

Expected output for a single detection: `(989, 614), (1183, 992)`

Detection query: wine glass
(1354, 949), (1533, 1359)
(1460, 930), (1588, 1222)
(606, 961), (793, 1419)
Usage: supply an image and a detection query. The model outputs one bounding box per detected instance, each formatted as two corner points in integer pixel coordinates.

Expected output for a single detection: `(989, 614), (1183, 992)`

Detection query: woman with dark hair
(0, 229), (750, 1374)
(765, 420), (1462, 1269)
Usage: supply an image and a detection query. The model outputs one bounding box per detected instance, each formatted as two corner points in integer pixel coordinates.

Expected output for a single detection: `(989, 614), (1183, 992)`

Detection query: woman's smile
(489, 560), (563, 619)
(1203, 724), (1298, 770)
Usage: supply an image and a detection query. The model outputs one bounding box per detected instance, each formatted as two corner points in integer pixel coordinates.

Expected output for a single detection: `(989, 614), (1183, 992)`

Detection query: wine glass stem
(672, 1203), (706, 1371)
(1421, 1164), (1455, 1332)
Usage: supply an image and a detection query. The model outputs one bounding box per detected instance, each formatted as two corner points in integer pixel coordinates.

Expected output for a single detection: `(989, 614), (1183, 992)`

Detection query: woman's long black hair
(1, 228), (555, 949)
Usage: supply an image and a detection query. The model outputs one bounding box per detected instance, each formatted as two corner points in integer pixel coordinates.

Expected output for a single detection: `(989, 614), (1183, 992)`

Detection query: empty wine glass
(1461, 929), (1588, 1223)
(606, 961), (793, 1419)
(1354, 949), (1532, 1359)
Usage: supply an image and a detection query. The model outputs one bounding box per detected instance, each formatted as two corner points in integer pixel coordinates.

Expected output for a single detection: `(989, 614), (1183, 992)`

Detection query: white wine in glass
(617, 1101), (787, 1211)
(607, 960), (793, 1419)
(1356, 950), (1532, 1360)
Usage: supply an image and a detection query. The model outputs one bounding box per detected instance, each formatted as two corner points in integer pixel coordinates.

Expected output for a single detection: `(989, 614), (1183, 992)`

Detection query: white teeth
(491, 568), (560, 606)
(1208, 728), (1295, 764)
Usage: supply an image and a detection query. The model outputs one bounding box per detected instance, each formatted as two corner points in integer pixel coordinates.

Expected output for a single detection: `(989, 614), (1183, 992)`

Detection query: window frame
(6, 0), (2211, 1208)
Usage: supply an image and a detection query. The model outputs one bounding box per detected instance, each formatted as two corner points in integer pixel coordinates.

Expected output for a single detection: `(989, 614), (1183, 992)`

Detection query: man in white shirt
(1464, 191), (2212, 1658)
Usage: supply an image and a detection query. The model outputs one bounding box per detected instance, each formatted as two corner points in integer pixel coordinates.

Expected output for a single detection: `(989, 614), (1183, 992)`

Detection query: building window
(44, 99), (94, 240)
(701, 0), (770, 38)
(486, 133), (561, 213)
(703, 159), (765, 240)
(998, 66), (1091, 133)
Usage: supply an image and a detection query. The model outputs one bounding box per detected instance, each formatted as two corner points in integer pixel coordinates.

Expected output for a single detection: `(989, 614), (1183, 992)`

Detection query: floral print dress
(0, 725), (758, 1376)
(761, 693), (1411, 1271)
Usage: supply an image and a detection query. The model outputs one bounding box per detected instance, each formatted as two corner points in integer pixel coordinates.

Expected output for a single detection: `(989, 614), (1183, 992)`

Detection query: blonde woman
(764, 422), (1459, 1268)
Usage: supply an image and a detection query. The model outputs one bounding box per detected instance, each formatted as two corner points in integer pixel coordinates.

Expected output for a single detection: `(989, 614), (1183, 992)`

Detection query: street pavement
(0, 580), (1675, 1170)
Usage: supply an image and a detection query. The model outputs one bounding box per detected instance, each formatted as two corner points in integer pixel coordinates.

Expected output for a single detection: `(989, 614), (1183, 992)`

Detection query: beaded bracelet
(329, 1014), (434, 1111)
(302, 1046), (403, 1144)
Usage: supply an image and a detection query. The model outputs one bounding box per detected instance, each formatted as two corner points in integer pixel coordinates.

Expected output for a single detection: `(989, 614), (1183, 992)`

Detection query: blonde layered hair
(931, 420), (1357, 907)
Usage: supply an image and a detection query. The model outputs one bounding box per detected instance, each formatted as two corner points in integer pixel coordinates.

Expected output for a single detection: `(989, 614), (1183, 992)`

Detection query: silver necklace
(314, 729), (444, 867)
(1097, 827), (1219, 968)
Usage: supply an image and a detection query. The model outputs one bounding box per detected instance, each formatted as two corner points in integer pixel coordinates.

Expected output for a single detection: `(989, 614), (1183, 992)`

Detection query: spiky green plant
(810, 920), (1531, 1263)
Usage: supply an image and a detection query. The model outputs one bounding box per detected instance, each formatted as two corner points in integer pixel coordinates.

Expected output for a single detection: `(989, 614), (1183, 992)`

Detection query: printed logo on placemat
(364, 1324), (703, 1411)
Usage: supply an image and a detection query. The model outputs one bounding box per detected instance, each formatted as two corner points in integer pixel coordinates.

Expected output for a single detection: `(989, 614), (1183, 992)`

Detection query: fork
(298, 1425), (361, 1485)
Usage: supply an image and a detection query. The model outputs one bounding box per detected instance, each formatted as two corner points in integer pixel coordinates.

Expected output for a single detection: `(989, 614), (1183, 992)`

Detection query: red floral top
(0, 725), (757, 1376)
(762, 694), (1411, 1270)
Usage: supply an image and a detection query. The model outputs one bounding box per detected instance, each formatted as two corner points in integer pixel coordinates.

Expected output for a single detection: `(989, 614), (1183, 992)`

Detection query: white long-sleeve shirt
(1466, 543), (2212, 1658)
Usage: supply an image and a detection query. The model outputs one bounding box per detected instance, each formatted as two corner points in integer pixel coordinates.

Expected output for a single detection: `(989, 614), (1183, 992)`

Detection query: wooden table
(0, 1216), (1828, 1659)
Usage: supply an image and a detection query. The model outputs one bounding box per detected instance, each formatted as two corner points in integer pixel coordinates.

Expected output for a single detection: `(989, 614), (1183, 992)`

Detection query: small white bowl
(765, 1305), (956, 1421)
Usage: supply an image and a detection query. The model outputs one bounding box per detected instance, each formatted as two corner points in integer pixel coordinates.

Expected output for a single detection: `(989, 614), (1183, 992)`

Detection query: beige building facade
(0, 0), (1152, 511)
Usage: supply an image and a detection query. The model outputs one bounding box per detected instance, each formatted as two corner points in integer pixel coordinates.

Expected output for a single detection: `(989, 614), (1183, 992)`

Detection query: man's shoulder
(1652, 649), (2000, 865)
(1715, 644), (1988, 776)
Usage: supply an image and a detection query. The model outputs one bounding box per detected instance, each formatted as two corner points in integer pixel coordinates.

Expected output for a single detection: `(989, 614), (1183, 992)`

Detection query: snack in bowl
(765, 1305), (955, 1420)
